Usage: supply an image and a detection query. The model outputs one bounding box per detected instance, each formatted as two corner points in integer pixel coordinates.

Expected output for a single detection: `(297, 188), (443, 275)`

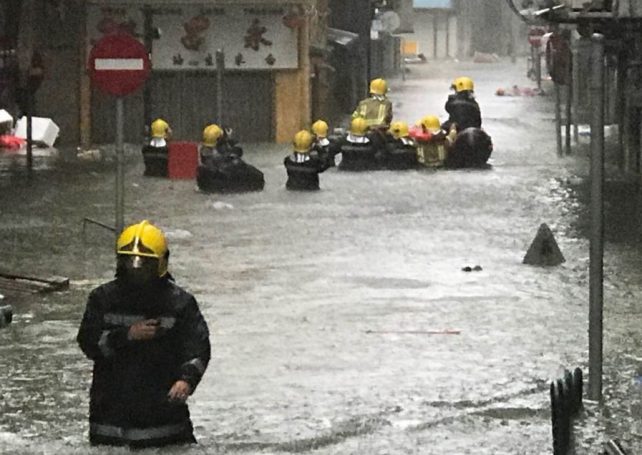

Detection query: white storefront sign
(87, 4), (300, 71)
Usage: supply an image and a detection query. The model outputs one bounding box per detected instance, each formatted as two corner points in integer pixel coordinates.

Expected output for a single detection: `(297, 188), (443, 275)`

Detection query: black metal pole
(588, 33), (605, 402)
(216, 49), (225, 125)
(115, 97), (125, 236)
(367, 3), (374, 88)
(143, 5), (153, 138)
(555, 82), (563, 156)
(565, 58), (573, 155)
(26, 89), (33, 176)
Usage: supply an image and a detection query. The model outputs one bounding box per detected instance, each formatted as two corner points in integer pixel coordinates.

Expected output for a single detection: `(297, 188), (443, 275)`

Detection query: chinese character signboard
(88, 4), (300, 71)
(87, 5), (144, 46)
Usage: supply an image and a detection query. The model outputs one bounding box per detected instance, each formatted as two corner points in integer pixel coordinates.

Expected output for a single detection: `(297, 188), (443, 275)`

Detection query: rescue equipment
(311, 120), (329, 138)
(116, 220), (169, 277)
(451, 76), (474, 93)
(150, 119), (170, 139)
(293, 130), (313, 153)
(202, 124), (223, 147)
(369, 78), (388, 95)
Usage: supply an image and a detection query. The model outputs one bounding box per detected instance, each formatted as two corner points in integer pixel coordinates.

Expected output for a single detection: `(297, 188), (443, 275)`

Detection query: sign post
(88, 33), (150, 236)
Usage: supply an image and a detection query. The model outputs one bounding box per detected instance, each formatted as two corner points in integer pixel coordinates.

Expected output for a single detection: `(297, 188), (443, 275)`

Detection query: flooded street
(2, 59), (642, 454)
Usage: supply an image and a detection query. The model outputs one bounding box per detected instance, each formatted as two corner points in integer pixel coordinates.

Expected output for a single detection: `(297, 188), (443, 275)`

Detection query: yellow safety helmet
(419, 115), (442, 133)
(311, 119), (329, 138)
(116, 220), (169, 277)
(388, 121), (410, 139)
(293, 130), (313, 153)
(451, 76), (474, 93)
(369, 78), (388, 96)
(203, 124), (223, 147)
(150, 118), (170, 139)
(350, 117), (369, 136)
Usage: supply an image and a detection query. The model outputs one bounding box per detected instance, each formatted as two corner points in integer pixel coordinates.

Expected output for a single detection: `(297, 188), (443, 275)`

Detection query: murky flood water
(2, 60), (642, 454)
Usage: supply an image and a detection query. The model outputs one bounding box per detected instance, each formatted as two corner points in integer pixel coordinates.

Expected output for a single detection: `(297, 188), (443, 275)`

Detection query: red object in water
(168, 141), (199, 179)
(408, 126), (432, 142)
(0, 135), (26, 150)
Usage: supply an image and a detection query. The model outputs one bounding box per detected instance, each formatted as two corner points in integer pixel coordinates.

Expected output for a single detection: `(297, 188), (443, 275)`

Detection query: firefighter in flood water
(383, 121), (419, 170)
(336, 117), (383, 171)
(142, 118), (171, 177)
(196, 124), (264, 193)
(284, 129), (331, 190)
(77, 220), (211, 449)
(442, 76), (482, 133)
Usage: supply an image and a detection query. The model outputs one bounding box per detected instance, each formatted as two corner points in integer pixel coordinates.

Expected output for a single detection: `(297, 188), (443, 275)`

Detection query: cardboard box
(15, 116), (60, 147)
(0, 109), (13, 134)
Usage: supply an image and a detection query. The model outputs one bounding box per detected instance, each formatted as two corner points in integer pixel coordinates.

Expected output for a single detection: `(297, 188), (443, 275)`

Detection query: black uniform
(197, 142), (264, 193)
(442, 91), (482, 133)
(77, 277), (210, 449)
(141, 143), (169, 177)
(383, 137), (419, 170)
(284, 152), (331, 191)
(312, 137), (339, 168)
(337, 134), (383, 171)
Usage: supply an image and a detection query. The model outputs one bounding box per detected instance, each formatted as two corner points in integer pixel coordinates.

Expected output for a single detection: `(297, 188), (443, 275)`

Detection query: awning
(327, 28), (359, 49)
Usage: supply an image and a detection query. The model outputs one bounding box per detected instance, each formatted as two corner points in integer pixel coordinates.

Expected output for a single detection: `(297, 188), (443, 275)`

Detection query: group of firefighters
(140, 75), (489, 192)
(75, 75), (490, 449)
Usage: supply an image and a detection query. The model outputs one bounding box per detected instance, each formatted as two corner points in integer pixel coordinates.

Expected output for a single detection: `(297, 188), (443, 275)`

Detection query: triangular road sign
(523, 223), (565, 266)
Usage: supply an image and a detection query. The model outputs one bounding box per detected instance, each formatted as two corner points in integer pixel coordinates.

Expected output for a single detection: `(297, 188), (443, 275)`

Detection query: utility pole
(588, 33), (605, 402)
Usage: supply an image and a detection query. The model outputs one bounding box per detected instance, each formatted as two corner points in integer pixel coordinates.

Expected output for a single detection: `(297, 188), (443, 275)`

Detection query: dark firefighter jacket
(141, 142), (169, 177)
(197, 144), (264, 193)
(337, 133), (383, 171)
(284, 152), (331, 191)
(443, 91), (482, 132)
(312, 137), (339, 168)
(77, 277), (211, 448)
(383, 137), (419, 170)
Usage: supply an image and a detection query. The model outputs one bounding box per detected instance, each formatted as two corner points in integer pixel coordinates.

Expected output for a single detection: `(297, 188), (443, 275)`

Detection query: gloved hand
(167, 380), (191, 402)
(127, 319), (160, 341)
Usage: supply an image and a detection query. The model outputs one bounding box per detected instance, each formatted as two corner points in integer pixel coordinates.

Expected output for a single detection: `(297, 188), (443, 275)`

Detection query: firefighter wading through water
(77, 220), (211, 449)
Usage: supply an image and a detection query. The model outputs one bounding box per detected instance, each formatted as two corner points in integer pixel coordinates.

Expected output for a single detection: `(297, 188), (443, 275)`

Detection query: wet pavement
(1, 58), (642, 454)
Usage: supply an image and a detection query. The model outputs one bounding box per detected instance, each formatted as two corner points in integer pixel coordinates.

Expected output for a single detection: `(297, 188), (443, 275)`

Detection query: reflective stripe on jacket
(77, 278), (210, 447)
(352, 97), (393, 128)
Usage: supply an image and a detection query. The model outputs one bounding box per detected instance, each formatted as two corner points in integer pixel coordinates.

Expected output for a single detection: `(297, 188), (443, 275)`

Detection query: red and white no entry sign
(88, 33), (151, 96)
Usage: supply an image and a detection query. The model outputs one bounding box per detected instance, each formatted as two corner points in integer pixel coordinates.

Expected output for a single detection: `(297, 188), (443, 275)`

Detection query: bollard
(551, 379), (569, 455)
(0, 304), (13, 327)
(572, 367), (583, 414)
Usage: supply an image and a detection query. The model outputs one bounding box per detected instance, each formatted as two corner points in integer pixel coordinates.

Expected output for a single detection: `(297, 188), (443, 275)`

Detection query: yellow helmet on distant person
(388, 121), (410, 139)
(350, 117), (369, 136)
(311, 120), (329, 138)
(116, 220), (169, 277)
(150, 118), (170, 139)
(293, 130), (313, 153)
(419, 115), (442, 133)
(202, 124), (223, 147)
(369, 78), (388, 96)
(452, 76), (474, 93)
